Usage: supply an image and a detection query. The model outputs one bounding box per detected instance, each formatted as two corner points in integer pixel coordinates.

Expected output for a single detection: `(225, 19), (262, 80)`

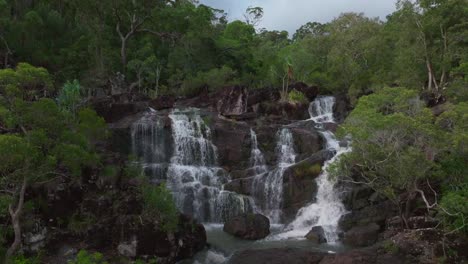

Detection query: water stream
(132, 98), (351, 263)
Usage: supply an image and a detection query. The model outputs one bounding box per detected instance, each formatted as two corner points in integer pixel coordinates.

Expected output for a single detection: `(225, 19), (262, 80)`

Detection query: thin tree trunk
(5, 177), (27, 263)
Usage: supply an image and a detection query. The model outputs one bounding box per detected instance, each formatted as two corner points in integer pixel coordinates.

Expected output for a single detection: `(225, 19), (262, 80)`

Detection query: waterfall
(131, 114), (171, 181)
(277, 96), (349, 242)
(132, 108), (254, 223)
(249, 129), (268, 175)
(252, 128), (296, 224)
(308, 96), (335, 124)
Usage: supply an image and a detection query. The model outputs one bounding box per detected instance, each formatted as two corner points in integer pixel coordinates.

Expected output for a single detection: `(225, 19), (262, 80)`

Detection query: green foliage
(288, 90), (308, 104)
(382, 240), (399, 254)
(77, 108), (109, 142)
(333, 88), (443, 211)
(141, 183), (179, 232)
(67, 213), (97, 236)
(68, 250), (108, 264)
(438, 187), (468, 234)
(57, 80), (82, 115)
(181, 66), (238, 95)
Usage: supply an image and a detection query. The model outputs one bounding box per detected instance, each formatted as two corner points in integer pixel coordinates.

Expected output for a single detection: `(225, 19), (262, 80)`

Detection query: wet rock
(149, 95), (175, 110)
(212, 117), (251, 171)
(223, 213), (270, 240)
(228, 248), (326, 264)
(224, 177), (254, 195)
(217, 86), (249, 117)
(344, 223), (380, 247)
(282, 150), (333, 220)
(305, 226), (327, 244)
(118, 238), (137, 258)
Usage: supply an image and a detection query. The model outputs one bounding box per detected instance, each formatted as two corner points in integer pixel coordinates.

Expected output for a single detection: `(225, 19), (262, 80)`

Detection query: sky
(199, 0), (398, 35)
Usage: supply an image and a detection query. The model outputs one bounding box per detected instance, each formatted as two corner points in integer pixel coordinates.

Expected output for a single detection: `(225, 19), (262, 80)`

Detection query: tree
(333, 88), (445, 227)
(244, 6), (264, 28)
(0, 64), (107, 261)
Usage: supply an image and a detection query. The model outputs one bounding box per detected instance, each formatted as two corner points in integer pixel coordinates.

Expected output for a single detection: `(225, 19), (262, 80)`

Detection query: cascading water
(132, 108), (253, 223)
(252, 128), (296, 224)
(277, 96), (350, 242)
(249, 129), (268, 175)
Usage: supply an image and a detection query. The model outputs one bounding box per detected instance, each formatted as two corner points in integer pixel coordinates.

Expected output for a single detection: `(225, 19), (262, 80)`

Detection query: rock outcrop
(223, 213), (270, 240)
(305, 226), (327, 244)
(343, 223), (380, 247)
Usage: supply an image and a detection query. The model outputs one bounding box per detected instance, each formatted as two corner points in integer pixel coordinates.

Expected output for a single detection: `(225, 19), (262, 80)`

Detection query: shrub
(69, 250), (108, 264)
(288, 89), (308, 104)
(142, 183), (179, 232)
(57, 80), (82, 115)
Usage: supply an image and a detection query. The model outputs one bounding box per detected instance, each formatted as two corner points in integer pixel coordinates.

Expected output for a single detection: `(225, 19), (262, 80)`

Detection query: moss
(293, 163), (322, 178)
(288, 89), (308, 104)
(382, 240), (399, 254)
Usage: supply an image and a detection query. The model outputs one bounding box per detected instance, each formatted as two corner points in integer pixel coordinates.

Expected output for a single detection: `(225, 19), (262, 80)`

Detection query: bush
(288, 89), (308, 104)
(142, 183), (179, 232)
(438, 187), (468, 234)
(69, 250), (108, 264)
(57, 80), (82, 115)
(181, 66), (238, 96)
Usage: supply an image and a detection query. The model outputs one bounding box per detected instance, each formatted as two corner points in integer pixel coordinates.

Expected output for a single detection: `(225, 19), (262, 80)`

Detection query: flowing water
(251, 128), (296, 223)
(132, 99), (351, 263)
(276, 96), (350, 242)
(132, 108), (254, 223)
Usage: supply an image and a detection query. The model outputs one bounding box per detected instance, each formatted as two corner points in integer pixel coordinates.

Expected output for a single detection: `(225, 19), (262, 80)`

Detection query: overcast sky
(199, 0), (398, 35)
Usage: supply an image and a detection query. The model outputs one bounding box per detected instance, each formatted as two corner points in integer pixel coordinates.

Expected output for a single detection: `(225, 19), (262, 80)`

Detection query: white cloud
(199, 0), (398, 35)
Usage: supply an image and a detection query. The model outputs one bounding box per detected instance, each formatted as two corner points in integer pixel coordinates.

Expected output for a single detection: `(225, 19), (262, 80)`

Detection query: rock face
(228, 248), (326, 264)
(282, 150), (332, 219)
(344, 223), (380, 247)
(149, 95), (175, 110)
(217, 86), (249, 117)
(116, 214), (207, 262)
(305, 226), (327, 244)
(223, 214), (270, 240)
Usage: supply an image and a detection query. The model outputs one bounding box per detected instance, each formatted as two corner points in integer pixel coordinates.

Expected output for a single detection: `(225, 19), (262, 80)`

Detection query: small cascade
(252, 128), (296, 224)
(308, 96), (335, 124)
(131, 114), (171, 181)
(278, 96), (349, 242)
(249, 129), (268, 175)
(132, 108), (254, 223)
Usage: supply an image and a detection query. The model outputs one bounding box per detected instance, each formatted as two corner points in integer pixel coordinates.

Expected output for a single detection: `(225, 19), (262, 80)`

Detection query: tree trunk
(5, 177), (27, 264)
(121, 38), (127, 72)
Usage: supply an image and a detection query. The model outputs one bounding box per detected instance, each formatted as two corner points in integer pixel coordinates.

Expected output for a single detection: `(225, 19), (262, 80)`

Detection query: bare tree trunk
(5, 177), (27, 263)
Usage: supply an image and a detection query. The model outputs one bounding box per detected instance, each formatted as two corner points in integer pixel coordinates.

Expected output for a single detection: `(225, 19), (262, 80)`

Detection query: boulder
(117, 238), (137, 258)
(333, 93), (351, 123)
(217, 86), (249, 117)
(290, 82), (320, 101)
(228, 248), (326, 264)
(305, 226), (327, 244)
(344, 223), (380, 247)
(223, 213), (270, 240)
(224, 177), (255, 196)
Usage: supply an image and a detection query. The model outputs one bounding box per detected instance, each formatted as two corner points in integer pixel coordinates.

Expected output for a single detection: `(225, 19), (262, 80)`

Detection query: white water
(132, 108), (254, 223)
(249, 129), (268, 175)
(276, 96), (350, 242)
(252, 128), (296, 224)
